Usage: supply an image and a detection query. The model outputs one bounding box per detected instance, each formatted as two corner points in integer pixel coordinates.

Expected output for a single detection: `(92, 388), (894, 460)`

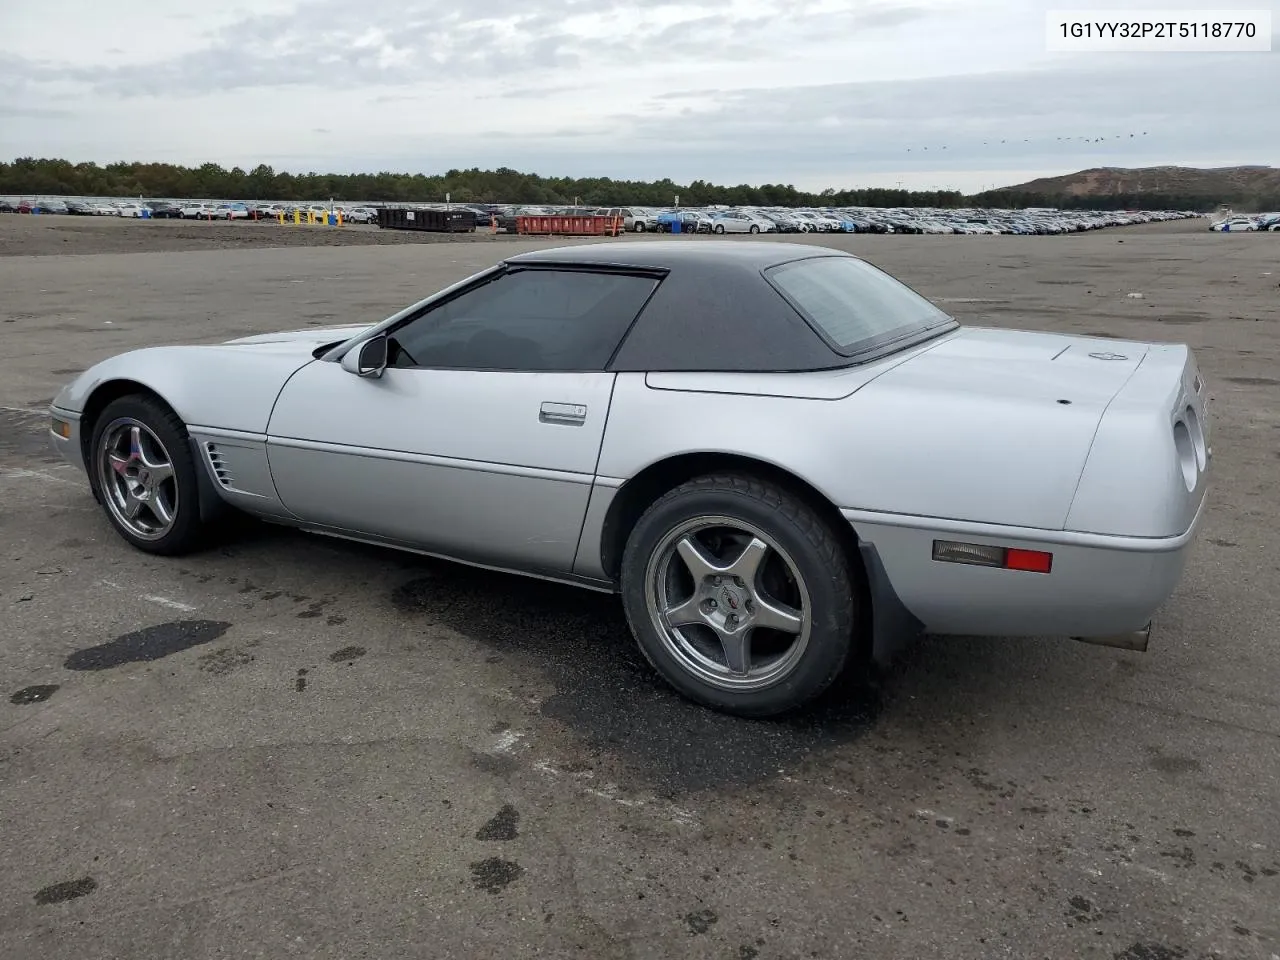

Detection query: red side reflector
(932, 540), (1054, 574)
(1004, 548), (1053, 574)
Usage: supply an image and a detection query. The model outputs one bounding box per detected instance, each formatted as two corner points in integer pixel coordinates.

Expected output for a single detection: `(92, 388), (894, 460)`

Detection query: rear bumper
(844, 499), (1205, 641)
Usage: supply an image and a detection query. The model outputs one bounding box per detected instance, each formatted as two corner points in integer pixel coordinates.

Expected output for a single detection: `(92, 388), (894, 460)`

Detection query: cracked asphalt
(1, 215), (1278, 960)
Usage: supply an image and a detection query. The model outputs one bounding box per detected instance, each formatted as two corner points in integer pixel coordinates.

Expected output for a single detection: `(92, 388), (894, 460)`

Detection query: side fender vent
(206, 443), (235, 488)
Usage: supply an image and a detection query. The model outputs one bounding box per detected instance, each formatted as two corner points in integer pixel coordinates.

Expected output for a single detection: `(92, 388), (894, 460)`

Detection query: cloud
(0, 0), (936, 96)
(853, 5), (931, 29)
(1, 0), (1276, 193)
(0, 105), (74, 119)
(483, 83), (584, 100)
(597, 52), (1279, 168)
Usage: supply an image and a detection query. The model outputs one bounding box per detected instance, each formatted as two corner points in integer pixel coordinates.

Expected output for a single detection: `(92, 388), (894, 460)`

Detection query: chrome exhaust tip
(1073, 621), (1151, 652)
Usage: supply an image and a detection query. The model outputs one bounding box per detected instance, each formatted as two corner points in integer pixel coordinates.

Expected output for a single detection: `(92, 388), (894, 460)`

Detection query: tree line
(2, 157), (1273, 212)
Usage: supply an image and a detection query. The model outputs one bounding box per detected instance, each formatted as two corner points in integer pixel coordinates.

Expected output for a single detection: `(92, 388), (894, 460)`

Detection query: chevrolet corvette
(49, 241), (1212, 716)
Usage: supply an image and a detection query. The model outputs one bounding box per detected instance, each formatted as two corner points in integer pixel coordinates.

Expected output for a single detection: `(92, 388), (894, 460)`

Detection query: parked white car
(709, 212), (769, 234)
(798, 211), (843, 232)
(1211, 218), (1256, 232)
(179, 202), (218, 218)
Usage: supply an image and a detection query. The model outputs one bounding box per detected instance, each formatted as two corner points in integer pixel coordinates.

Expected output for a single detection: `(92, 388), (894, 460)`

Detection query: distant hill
(1000, 165), (1280, 197)
(972, 165), (1280, 211)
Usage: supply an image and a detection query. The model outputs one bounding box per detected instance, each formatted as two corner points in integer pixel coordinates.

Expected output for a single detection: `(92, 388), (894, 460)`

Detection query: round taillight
(1184, 405), (1206, 470)
(1172, 419), (1197, 491)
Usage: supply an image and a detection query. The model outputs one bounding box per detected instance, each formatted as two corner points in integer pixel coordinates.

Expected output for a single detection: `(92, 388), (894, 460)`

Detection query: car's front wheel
(89, 395), (207, 555)
(620, 473), (862, 717)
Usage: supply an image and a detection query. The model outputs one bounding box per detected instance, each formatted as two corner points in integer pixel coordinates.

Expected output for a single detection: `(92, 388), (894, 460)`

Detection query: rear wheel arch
(599, 453), (865, 589)
(613, 460), (874, 715)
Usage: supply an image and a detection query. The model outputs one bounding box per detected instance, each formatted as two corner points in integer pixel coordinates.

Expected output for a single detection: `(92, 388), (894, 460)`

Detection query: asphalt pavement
(1, 216), (1277, 960)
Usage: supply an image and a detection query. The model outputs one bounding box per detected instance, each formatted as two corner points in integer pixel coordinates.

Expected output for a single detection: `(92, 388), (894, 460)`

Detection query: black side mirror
(341, 334), (388, 378)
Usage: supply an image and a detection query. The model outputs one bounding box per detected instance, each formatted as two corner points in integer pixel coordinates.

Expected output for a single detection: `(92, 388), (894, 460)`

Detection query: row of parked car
(3, 196), (1206, 236)
(0, 197), (382, 222)
(436, 203), (1202, 236)
(1209, 213), (1280, 232)
(0, 197), (154, 217)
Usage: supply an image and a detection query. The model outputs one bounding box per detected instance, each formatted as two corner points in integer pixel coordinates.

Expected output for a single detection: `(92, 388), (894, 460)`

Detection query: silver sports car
(49, 241), (1212, 716)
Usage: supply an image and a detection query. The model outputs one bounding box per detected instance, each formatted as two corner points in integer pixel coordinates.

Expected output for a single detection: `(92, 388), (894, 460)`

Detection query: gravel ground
(0, 213), (517, 257)
(1, 217), (1278, 960)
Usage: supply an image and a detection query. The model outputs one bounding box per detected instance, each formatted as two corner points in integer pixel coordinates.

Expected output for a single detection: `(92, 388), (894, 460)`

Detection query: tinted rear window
(765, 255), (952, 355)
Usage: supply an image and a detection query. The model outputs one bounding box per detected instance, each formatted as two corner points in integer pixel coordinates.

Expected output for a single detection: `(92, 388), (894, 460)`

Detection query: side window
(388, 269), (659, 372)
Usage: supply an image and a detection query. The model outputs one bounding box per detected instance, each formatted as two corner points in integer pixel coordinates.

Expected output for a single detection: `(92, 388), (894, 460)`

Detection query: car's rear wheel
(620, 473), (861, 717)
(89, 395), (207, 555)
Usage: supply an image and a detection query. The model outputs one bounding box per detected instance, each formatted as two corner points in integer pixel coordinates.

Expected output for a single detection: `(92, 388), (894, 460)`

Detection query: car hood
(876, 325), (1150, 404)
(222, 324), (371, 347)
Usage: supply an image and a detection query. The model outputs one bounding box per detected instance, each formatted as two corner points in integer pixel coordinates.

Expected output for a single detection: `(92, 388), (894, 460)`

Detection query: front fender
(52, 344), (318, 434)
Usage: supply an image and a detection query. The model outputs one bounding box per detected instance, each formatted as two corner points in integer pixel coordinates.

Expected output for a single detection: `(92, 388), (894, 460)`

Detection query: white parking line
(491, 730), (524, 754)
(0, 468), (81, 486)
(533, 755), (698, 827)
(140, 595), (198, 612)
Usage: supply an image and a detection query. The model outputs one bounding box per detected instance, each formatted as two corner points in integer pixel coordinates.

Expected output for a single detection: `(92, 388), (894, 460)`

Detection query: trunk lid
(838, 327), (1155, 530)
(894, 327), (1149, 404)
(644, 327), (1150, 403)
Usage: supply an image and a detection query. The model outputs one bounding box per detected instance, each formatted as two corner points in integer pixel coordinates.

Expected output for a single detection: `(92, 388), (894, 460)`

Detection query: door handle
(540, 402), (587, 425)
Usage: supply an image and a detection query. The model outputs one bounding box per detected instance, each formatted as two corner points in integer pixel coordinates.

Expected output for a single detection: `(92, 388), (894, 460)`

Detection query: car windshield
(764, 255), (954, 356)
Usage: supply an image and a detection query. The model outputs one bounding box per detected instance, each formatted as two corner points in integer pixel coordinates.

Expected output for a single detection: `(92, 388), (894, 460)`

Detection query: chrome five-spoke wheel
(621, 473), (863, 716)
(97, 418), (179, 540)
(645, 516), (812, 692)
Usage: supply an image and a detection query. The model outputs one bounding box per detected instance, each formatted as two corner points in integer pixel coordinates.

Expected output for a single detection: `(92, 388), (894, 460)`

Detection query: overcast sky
(0, 0), (1276, 192)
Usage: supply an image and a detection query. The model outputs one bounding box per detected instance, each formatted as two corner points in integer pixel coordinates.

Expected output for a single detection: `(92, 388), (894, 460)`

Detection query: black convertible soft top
(506, 240), (860, 372)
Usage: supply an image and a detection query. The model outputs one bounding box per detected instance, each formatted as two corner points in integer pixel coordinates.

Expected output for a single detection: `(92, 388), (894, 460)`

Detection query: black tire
(749, 224), (759, 234)
(87, 394), (207, 556)
(620, 473), (862, 717)
(714, 224), (725, 234)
